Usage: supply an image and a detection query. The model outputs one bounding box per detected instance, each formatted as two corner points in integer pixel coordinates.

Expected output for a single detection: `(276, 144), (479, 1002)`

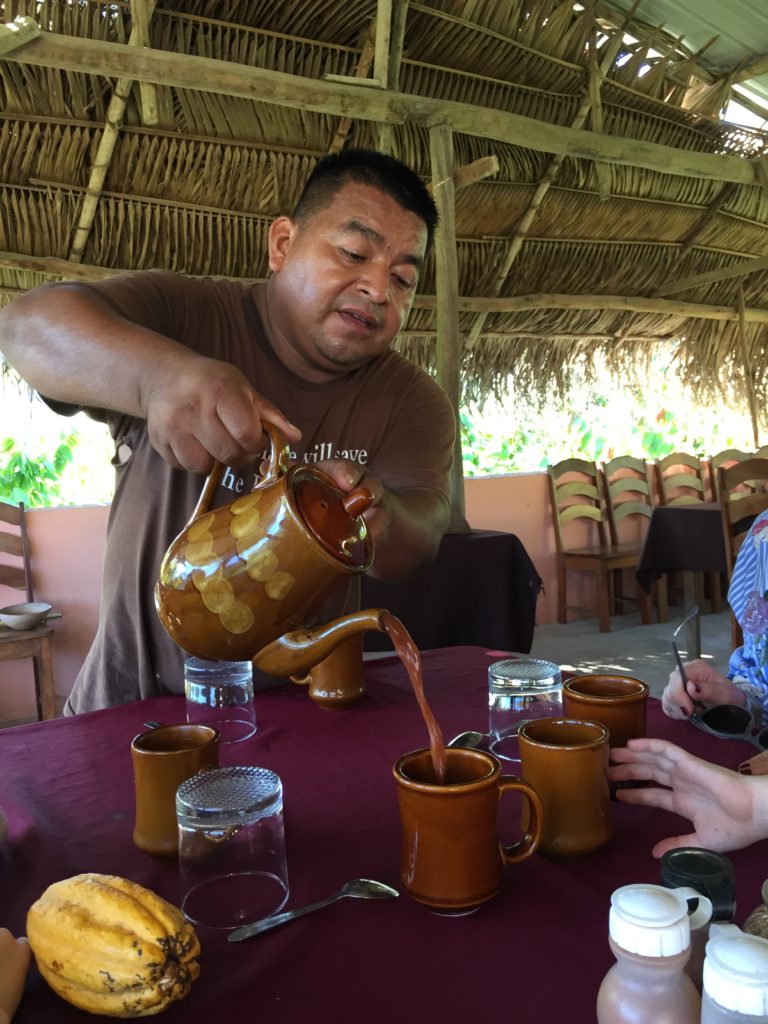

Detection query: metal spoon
(447, 730), (484, 749)
(227, 878), (399, 942)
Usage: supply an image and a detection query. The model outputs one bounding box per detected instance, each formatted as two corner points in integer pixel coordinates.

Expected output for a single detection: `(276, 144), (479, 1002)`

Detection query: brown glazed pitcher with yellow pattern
(155, 422), (389, 697)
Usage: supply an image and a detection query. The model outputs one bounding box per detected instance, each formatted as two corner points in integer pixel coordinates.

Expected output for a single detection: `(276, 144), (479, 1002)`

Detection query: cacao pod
(27, 873), (200, 1017)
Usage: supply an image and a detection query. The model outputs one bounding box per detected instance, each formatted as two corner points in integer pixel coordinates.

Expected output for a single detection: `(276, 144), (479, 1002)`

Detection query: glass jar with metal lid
(488, 657), (562, 763)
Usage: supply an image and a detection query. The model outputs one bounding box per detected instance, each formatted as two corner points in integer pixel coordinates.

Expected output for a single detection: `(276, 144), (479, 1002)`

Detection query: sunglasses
(673, 606), (768, 750)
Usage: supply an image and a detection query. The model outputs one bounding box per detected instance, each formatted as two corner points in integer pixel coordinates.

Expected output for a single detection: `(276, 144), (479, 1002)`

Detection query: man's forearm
(368, 488), (450, 580)
(0, 282), (188, 416)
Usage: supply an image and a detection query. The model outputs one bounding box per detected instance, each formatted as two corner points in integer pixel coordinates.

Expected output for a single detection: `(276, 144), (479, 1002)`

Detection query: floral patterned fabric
(726, 509), (768, 724)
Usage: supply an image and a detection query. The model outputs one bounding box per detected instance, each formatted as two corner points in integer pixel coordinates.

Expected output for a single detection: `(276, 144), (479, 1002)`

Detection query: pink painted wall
(1, 472), (619, 720)
(0, 506), (107, 722)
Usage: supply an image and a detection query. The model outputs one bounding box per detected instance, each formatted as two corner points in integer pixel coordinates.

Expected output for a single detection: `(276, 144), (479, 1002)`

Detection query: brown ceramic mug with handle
(131, 723), (220, 860)
(562, 673), (649, 748)
(393, 746), (542, 912)
(518, 718), (612, 859)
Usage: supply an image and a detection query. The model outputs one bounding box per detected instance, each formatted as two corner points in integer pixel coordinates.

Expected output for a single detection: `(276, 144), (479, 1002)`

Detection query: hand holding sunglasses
(672, 607), (768, 750)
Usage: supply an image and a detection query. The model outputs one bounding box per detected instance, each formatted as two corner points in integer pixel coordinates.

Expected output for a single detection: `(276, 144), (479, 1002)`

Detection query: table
(361, 530), (542, 654)
(636, 504), (726, 591)
(3, 646), (767, 1024)
(636, 504), (726, 655)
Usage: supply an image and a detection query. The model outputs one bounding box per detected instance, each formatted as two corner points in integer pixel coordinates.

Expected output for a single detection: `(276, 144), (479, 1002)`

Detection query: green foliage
(0, 433), (78, 507)
(461, 382), (755, 477)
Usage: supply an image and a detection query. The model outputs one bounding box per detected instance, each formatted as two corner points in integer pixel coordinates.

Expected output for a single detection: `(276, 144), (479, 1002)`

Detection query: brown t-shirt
(54, 271), (455, 713)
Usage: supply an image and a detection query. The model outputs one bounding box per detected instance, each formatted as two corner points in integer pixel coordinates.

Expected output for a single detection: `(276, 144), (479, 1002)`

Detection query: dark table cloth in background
(2, 646), (767, 1024)
(636, 504), (726, 593)
(362, 530), (542, 653)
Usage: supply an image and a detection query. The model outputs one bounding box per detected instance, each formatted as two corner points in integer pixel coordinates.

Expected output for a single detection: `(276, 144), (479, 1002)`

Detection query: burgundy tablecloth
(636, 504), (725, 592)
(2, 646), (766, 1024)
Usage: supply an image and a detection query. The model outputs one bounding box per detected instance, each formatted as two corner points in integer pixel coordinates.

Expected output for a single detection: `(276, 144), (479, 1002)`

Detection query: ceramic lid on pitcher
(292, 469), (374, 568)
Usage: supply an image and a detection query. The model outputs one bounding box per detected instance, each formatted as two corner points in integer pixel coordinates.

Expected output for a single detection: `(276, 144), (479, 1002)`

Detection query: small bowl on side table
(0, 602), (52, 631)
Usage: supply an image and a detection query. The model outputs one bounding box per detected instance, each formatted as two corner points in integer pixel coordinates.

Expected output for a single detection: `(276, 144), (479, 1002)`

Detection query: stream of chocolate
(381, 611), (447, 782)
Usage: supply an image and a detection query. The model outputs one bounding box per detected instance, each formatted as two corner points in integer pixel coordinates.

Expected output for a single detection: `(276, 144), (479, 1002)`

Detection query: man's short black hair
(291, 149), (438, 250)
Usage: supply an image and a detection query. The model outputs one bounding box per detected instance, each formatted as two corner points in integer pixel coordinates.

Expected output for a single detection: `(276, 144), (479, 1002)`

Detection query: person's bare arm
(0, 282), (300, 473)
(0, 929), (30, 1024)
(608, 736), (768, 856)
(318, 459), (449, 579)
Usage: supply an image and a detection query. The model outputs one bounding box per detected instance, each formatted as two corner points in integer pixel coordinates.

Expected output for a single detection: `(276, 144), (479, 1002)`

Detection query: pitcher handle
(498, 776), (543, 865)
(186, 421), (291, 526)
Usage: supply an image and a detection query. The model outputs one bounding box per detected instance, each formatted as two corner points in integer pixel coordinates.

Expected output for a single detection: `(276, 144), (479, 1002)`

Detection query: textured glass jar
(488, 658), (562, 763)
(184, 658), (256, 743)
(177, 765), (288, 930)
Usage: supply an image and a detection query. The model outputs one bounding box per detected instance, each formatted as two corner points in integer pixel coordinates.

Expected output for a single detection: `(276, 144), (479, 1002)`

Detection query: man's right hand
(661, 658), (746, 720)
(142, 354), (301, 474)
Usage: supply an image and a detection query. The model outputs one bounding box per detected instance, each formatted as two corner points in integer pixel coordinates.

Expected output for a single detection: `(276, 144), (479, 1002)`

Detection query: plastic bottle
(596, 883), (713, 1024)
(701, 923), (768, 1023)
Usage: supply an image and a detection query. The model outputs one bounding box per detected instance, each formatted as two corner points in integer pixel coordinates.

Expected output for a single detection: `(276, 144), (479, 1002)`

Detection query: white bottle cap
(609, 884), (701, 956)
(703, 925), (768, 1016)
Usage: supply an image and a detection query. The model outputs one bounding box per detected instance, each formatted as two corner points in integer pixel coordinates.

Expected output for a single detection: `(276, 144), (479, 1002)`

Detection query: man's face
(266, 181), (429, 382)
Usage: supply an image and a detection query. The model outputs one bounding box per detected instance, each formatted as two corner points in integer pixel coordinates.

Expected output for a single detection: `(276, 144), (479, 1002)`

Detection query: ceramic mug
(131, 723), (220, 859)
(562, 673), (649, 748)
(393, 746), (542, 912)
(518, 718), (612, 858)
(291, 634), (365, 709)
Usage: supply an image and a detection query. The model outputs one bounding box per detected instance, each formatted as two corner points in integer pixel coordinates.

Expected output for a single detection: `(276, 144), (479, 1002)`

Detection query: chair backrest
(655, 452), (706, 506)
(547, 458), (608, 553)
(0, 501), (34, 603)
(708, 449), (752, 501)
(600, 455), (653, 544)
(718, 458), (768, 577)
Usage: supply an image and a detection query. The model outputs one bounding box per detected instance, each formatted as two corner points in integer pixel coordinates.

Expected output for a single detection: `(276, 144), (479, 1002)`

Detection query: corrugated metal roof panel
(607, 0), (768, 107)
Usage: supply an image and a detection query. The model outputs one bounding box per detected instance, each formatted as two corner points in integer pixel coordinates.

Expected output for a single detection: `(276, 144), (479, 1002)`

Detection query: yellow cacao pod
(27, 873), (200, 1018)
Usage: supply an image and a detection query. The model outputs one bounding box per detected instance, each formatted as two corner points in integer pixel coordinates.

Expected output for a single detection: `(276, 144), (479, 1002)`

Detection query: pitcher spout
(253, 608), (387, 678)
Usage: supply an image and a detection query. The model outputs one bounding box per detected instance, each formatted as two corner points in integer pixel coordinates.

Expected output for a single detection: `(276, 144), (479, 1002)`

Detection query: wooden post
(429, 123), (467, 529)
(737, 283), (761, 447)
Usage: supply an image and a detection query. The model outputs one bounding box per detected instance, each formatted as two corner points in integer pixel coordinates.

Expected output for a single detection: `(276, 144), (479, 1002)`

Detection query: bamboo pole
(67, 2), (158, 264)
(463, 10), (635, 350)
(7, 32), (767, 187)
(737, 283), (761, 447)
(429, 123), (466, 528)
(329, 23), (376, 154)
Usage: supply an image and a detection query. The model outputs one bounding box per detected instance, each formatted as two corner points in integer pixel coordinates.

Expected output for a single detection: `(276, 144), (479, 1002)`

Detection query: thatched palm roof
(2, 0), (768, 428)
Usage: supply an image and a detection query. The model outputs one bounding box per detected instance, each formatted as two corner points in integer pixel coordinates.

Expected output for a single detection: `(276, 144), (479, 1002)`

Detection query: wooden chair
(655, 452), (707, 506)
(547, 458), (652, 633)
(718, 458), (768, 649)
(655, 452), (721, 612)
(601, 455), (667, 622)
(708, 449), (752, 502)
(0, 501), (56, 720)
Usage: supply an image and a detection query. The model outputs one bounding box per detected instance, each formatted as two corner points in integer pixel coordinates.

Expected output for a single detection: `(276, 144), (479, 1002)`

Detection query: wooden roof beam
(3, 251), (768, 325)
(131, 0), (158, 127)
(5, 30), (767, 187)
(654, 253), (768, 296)
(378, 0), (409, 154)
(0, 15), (39, 56)
(373, 0), (392, 90)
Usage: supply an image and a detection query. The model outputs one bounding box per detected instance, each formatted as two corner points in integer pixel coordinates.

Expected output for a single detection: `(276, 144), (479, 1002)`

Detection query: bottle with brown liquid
(701, 923), (768, 1022)
(597, 883), (712, 1024)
